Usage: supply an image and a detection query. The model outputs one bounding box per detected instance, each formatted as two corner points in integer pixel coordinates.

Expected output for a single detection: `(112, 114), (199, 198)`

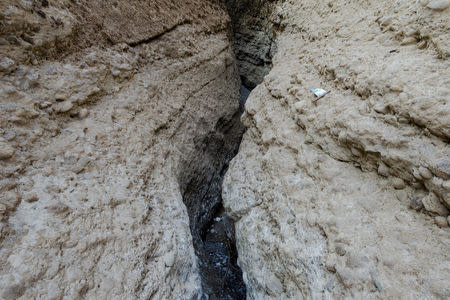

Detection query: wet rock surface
(200, 206), (246, 299)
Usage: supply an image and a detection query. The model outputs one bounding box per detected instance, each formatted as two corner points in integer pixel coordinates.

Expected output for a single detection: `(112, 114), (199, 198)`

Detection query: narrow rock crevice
(179, 2), (276, 297)
(225, 0), (278, 88)
(180, 107), (247, 299)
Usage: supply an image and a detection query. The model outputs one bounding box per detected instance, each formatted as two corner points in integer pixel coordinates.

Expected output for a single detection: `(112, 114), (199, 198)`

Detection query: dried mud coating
(0, 0), (241, 298)
(223, 0), (450, 298)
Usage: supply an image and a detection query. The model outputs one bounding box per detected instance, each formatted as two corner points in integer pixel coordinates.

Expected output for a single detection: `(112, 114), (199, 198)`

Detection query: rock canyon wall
(0, 0), (449, 299)
(226, 0), (277, 89)
(223, 0), (450, 298)
(0, 0), (243, 299)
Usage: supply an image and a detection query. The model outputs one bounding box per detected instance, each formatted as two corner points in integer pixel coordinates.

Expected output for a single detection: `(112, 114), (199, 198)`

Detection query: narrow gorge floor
(199, 204), (246, 299)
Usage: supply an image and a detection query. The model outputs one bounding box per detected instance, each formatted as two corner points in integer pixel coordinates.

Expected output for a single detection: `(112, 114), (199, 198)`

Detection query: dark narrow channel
(181, 86), (251, 299)
(180, 1), (274, 297)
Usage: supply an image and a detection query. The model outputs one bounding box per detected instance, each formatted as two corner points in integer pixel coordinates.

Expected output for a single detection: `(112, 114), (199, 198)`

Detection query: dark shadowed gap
(240, 85), (251, 112)
(225, 0), (276, 89)
(181, 85), (252, 299)
(180, 2), (270, 297)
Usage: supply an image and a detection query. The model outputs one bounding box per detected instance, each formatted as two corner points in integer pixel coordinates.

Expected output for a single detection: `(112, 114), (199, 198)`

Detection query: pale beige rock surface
(223, 0), (450, 298)
(2, 0), (450, 298)
(0, 0), (241, 299)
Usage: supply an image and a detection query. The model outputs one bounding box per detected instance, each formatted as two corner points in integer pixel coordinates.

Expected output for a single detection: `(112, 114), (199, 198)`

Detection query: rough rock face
(0, 0), (242, 299)
(2, 0), (450, 298)
(227, 0), (278, 88)
(223, 0), (450, 298)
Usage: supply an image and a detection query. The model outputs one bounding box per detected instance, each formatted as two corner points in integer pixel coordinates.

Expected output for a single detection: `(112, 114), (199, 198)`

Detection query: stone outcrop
(226, 0), (278, 88)
(1, 0), (450, 299)
(0, 0), (242, 298)
(223, 0), (450, 298)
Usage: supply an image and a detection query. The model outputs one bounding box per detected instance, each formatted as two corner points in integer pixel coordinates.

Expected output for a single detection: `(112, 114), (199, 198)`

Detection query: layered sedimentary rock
(2, 0), (450, 298)
(223, 0), (450, 298)
(0, 0), (242, 298)
(227, 0), (277, 88)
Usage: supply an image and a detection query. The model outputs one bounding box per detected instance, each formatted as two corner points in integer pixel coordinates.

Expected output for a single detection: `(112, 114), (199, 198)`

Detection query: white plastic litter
(311, 88), (329, 100)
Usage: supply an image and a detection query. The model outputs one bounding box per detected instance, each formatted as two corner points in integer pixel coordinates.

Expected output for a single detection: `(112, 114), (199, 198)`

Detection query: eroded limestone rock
(223, 0), (450, 298)
(0, 0), (242, 298)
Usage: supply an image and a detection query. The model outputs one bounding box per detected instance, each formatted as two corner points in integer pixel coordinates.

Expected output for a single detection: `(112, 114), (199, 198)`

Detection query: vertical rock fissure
(226, 0), (277, 88)
(180, 107), (247, 299)
(179, 2), (277, 297)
